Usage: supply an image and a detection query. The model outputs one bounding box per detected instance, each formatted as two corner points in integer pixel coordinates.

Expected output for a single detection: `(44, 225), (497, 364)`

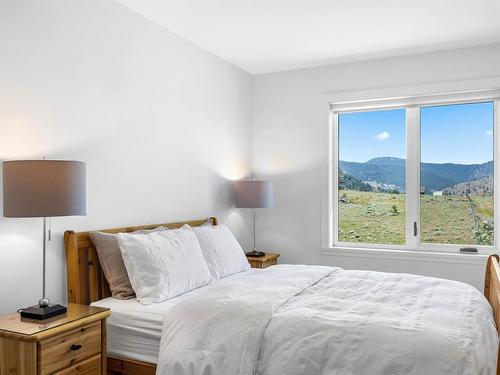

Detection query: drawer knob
(70, 344), (82, 351)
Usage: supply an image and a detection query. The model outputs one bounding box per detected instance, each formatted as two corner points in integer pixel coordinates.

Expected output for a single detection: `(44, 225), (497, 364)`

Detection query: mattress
(91, 269), (261, 364)
(92, 296), (170, 363)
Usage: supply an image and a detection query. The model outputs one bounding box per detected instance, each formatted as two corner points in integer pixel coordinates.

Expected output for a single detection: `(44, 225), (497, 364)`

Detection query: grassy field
(338, 190), (493, 245)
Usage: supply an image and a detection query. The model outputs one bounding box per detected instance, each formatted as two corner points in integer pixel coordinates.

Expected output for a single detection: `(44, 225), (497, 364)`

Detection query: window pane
(420, 102), (494, 246)
(338, 109), (406, 245)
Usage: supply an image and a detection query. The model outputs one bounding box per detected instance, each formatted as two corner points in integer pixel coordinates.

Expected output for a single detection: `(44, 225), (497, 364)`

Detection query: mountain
(339, 157), (493, 192)
(339, 170), (373, 192)
(366, 157), (406, 167)
(443, 175), (493, 196)
(420, 161), (493, 188)
(340, 159), (406, 189)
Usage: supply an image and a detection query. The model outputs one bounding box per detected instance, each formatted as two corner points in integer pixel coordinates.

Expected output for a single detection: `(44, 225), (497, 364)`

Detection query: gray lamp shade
(234, 180), (273, 208)
(2, 160), (86, 217)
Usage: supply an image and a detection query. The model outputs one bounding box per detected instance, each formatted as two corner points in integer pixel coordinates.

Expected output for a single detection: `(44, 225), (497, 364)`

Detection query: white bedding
(156, 265), (498, 375)
(92, 296), (169, 363)
(91, 269), (263, 363)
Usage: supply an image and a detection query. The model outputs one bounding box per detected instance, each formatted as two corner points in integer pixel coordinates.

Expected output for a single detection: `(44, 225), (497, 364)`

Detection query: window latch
(460, 247), (478, 254)
(413, 221), (417, 237)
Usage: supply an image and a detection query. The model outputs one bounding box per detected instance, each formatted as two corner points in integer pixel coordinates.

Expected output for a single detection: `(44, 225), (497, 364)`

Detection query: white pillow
(191, 224), (250, 280)
(118, 225), (212, 304)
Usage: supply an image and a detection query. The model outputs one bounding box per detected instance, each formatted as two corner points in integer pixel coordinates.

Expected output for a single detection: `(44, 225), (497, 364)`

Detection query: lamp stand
(253, 209), (257, 250)
(19, 217), (67, 320)
(244, 210), (265, 257)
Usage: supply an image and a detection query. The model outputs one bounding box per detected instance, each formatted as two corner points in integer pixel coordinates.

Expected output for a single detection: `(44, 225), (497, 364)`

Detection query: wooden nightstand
(0, 303), (110, 375)
(247, 252), (280, 268)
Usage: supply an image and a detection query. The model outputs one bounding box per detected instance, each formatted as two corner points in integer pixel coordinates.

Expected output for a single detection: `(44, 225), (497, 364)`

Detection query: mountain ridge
(340, 157), (493, 192)
(443, 175), (493, 196)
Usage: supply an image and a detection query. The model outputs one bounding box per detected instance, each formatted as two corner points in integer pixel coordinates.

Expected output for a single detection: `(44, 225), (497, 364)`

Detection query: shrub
(389, 204), (399, 215)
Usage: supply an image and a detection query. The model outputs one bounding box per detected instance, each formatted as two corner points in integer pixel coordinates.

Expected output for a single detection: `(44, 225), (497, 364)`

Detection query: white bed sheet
(91, 269), (261, 364)
(92, 296), (170, 363)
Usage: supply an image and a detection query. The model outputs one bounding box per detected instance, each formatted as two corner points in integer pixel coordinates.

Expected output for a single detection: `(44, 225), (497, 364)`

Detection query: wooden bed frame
(64, 217), (217, 375)
(65, 219), (500, 375)
(485, 254), (500, 375)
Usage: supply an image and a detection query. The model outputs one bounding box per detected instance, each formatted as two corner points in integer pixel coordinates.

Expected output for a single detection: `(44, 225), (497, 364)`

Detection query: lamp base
(245, 250), (266, 257)
(20, 304), (67, 320)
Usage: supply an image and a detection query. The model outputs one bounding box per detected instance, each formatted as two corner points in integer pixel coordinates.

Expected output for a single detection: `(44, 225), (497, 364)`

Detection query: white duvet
(156, 265), (498, 375)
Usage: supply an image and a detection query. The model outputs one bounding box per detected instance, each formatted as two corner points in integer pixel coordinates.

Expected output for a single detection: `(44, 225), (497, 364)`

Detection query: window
(331, 93), (498, 253)
(420, 102), (494, 246)
(338, 109), (406, 245)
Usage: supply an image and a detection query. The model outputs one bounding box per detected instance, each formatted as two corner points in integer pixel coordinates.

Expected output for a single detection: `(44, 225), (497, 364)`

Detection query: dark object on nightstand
(246, 250), (265, 257)
(19, 304), (67, 320)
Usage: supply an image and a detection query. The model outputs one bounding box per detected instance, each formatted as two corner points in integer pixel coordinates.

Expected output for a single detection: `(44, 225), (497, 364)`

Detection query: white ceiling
(116, 0), (500, 74)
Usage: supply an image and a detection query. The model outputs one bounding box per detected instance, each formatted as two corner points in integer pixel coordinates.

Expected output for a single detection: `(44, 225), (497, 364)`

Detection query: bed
(65, 217), (500, 375)
(90, 269), (263, 364)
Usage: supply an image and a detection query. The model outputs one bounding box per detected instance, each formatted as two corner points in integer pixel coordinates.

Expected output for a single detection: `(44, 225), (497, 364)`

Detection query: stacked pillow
(90, 226), (166, 299)
(90, 222), (250, 305)
(191, 224), (250, 280)
(118, 225), (213, 304)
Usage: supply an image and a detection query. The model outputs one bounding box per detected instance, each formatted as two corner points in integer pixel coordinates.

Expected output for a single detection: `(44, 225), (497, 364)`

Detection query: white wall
(252, 44), (500, 291)
(2, 1), (499, 316)
(0, 0), (253, 314)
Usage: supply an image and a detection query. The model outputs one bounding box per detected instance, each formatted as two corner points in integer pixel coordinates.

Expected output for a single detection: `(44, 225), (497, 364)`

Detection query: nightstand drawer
(39, 321), (101, 374)
(54, 354), (101, 375)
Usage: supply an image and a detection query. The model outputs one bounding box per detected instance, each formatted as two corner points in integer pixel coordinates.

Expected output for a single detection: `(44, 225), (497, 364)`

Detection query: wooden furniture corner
(485, 254), (500, 375)
(247, 252), (280, 268)
(0, 303), (110, 375)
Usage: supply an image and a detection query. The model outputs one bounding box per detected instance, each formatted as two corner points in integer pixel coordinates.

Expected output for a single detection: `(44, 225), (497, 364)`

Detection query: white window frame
(327, 89), (500, 255)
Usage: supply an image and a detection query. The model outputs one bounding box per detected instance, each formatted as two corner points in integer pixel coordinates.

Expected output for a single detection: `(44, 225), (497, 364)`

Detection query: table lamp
(234, 180), (273, 254)
(2, 160), (86, 320)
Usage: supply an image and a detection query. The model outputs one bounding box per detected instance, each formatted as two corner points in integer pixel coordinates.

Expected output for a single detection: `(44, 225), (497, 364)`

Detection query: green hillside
(338, 190), (493, 246)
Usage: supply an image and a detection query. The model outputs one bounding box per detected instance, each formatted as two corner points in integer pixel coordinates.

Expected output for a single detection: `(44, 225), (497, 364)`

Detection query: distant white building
(433, 191), (443, 196)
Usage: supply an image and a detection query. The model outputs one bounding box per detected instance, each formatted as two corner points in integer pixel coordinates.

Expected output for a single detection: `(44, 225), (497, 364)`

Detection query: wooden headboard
(64, 217), (218, 305)
(484, 254), (500, 375)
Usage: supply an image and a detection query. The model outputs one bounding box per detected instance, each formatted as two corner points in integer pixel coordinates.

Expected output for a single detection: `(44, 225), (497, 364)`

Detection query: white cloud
(486, 130), (493, 136)
(375, 131), (390, 141)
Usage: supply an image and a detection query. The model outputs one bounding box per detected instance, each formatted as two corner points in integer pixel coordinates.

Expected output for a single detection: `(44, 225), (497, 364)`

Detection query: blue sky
(339, 102), (494, 164)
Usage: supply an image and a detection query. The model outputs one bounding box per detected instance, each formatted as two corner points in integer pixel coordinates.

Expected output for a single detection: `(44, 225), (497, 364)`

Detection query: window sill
(320, 246), (491, 265)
